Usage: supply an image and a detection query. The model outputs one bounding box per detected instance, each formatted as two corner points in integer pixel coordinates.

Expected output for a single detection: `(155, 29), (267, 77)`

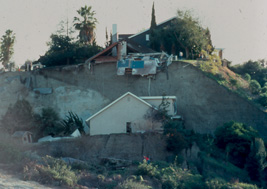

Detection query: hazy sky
(0, 0), (267, 66)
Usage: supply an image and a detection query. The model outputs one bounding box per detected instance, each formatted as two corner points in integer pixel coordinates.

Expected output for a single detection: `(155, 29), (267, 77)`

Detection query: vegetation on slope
(0, 119), (265, 188)
(183, 54), (267, 111)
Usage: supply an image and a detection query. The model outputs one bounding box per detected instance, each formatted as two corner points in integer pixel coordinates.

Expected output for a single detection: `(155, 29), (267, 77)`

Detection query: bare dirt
(0, 166), (53, 189)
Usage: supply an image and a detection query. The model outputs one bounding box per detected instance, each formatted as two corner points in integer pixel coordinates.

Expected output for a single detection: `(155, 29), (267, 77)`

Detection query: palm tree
(73, 5), (97, 45)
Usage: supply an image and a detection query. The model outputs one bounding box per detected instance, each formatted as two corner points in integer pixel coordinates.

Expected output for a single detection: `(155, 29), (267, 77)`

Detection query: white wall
(90, 94), (161, 135)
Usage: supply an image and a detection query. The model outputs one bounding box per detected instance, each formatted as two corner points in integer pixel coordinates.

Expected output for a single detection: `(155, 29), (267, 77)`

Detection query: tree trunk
(185, 48), (190, 59)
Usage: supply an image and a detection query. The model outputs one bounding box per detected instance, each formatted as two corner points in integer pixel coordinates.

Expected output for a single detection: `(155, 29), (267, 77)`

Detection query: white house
(86, 92), (177, 136)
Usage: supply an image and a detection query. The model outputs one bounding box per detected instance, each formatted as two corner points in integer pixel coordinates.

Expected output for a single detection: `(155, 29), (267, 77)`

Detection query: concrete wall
(89, 93), (159, 135)
(32, 133), (171, 162)
(1, 61), (267, 139)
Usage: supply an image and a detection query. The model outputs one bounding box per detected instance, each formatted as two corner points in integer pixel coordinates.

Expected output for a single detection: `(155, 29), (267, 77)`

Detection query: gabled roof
(125, 38), (156, 53)
(86, 40), (156, 63)
(86, 42), (119, 63)
(86, 92), (154, 122)
(128, 16), (177, 39)
(12, 131), (32, 138)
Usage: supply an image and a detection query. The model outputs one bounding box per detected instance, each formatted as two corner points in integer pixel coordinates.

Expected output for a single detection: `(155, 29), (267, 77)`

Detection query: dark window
(126, 122), (132, 133)
(125, 68), (132, 75)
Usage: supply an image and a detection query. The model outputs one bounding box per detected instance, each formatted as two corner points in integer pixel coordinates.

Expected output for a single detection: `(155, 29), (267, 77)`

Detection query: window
(146, 34), (150, 41)
(126, 122), (132, 133)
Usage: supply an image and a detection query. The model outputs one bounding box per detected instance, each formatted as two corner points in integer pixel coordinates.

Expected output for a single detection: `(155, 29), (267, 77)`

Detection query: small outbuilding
(12, 131), (33, 144)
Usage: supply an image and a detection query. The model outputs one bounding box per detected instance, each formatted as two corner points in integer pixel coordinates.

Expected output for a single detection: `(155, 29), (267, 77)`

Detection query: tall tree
(173, 10), (209, 58)
(149, 2), (158, 50)
(104, 27), (112, 48)
(150, 2), (156, 30)
(73, 5), (97, 45)
(204, 28), (214, 54)
(150, 10), (213, 58)
(0, 30), (15, 69)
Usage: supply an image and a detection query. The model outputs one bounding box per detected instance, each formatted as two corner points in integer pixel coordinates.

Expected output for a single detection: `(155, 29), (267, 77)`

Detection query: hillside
(0, 63), (266, 188)
(0, 61), (267, 139)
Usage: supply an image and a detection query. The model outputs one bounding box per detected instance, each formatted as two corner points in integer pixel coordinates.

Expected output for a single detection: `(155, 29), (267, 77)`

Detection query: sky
(0, 0), (267, 66)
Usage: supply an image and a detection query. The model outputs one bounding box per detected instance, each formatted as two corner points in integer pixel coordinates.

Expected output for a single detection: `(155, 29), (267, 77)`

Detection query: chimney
(112, 24), (117, 56)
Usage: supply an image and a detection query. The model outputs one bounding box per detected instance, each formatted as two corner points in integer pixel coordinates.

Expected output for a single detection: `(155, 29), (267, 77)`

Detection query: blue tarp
(131, 60), (144, 68)
(117, 60), (129, 68)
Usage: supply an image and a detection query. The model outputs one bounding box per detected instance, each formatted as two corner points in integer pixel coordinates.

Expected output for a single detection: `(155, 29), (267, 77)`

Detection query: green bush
(180, 174), (205, 189)
(214, 121), (258, 168)
(35, 107), (63, 137)
(199, 152), (248, 181)
(117, 179), (150, 189)
(246, 138), (267, 182)
(250, 80), (261, 94)
(205, 178), (229, 189)
(163, 120), (190, 154)
(261, 86), (267, 93)
(257, 93), (267, 107)
(234, 183), (258, 189)
(230, 78), (238, 86)
(244, 73), (251, 81)
(136, 160), (160, 178)
(162, 178), (178, 189)
(160, 166), (181, 188)
(23, 156), (78, 187)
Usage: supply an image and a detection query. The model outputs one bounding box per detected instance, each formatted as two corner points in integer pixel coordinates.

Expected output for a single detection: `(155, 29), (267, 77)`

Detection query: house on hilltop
(86, 18), (175, 77)
(119, 17), (177, 49)
(86, 92), (177, 136)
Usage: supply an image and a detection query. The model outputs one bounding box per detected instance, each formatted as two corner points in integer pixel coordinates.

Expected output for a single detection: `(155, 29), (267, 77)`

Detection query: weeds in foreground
(23, 156), (78, 187)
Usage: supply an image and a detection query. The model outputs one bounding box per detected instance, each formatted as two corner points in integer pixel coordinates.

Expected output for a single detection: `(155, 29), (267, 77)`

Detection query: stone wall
(32, 133), (170, 162)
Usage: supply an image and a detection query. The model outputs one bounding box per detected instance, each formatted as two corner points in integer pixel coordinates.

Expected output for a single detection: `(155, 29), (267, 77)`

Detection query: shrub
(162, 180), (176, 189)
(35, 107), (63, 137)
(197, 50), (221, 74)
(234, 183), (258, 189)
(117, 179), (150, 189)
(214, 121), (258, 168)
(180, 174), (205, 189)
(136, 160), (160, 178)
(23, 156), (78, 187)
(0, 99), (36, 134)
(246, 138), (267, 182)
(230, 78), (238, 86)
(205, 178), (229, 189)
(164, 120), (192, 154)
(261, 86), (267, 93)
(160, 166), (181, 188)
(199, 152), (248, 181)
(250, 80), (261, 94)
(244, 73), (251, 81)
(257, 93), (267, 107)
